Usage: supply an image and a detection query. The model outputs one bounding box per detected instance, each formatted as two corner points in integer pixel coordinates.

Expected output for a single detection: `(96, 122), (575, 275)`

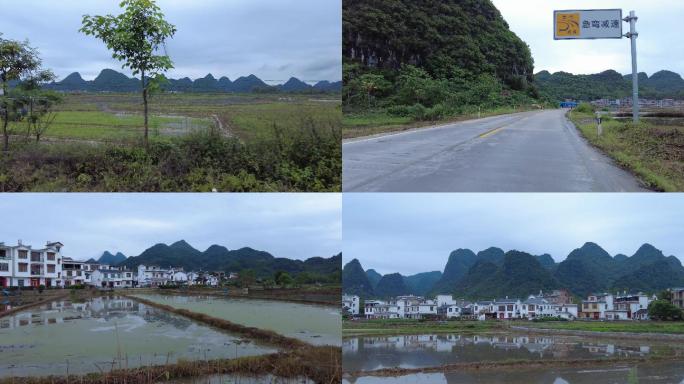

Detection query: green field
(343, 319), (506, 336)
(524, 320), (684, 335)
(569, 110), (684, 191)
(25, 93), (340, 143)
(0, 92), (341, 192)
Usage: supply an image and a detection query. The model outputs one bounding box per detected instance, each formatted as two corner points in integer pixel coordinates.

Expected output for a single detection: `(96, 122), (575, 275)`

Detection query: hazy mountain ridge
(117, 240), (340, 279)
(41, 69), (341, 94)
(535, 69), (684, 101)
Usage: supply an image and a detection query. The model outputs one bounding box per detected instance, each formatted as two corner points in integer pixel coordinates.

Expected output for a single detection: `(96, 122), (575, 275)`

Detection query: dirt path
(212, 114), (233, 138)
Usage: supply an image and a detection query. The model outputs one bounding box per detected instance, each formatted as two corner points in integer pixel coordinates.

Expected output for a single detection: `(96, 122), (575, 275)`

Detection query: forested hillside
(343, 243), (684, 299)
(343, 0), (540, 124)
(119, 240), (341, 282)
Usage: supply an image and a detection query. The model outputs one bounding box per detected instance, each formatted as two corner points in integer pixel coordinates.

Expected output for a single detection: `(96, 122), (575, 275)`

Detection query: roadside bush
(386, 105), (414, 117)
(0, 123), (341, 192)
(575, 102), (595, 113)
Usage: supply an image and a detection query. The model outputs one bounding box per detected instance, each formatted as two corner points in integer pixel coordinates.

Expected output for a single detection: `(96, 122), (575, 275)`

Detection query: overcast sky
(0, 194), (341, 262)
(0, 0), (341, 83)
(343, 194), (684, 276)
(492, 0), (684, 76)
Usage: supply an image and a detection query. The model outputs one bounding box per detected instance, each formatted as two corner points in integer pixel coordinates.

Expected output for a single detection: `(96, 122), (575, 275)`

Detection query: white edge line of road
(343, 110), (540, 146)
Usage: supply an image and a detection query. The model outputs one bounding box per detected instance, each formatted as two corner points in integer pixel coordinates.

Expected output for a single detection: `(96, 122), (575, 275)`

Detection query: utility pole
(625, 10), (639, 123)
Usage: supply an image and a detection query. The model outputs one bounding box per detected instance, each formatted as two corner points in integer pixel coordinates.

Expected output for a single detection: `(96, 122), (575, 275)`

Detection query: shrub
(575, 102), (595, 113)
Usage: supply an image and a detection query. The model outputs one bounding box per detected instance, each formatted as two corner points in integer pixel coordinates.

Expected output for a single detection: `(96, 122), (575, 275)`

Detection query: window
(0, 263), (8, 271)
(30, 252), (41, 262)
(47, 265), (55, 273)
(18, 250), (27, 259)
(0, 249), (6, 257)
(47, 252), (55, 261)
(18, 279), (24, 287)
(18, 263), (28, 272)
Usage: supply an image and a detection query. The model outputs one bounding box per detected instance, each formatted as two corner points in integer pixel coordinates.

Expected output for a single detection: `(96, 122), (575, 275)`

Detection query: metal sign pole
(625, 10), (639, 123)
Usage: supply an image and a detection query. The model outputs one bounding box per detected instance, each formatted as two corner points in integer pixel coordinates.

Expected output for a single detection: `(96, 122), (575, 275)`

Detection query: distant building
(671, 288), (684, 310)
(342, 294), (360, 315)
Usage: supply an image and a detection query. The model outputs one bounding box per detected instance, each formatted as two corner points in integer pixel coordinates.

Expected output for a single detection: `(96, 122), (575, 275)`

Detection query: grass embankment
(343, 319), (507, 336)
(345, 355), (684, 379)
(0, 348), (341, 384)
(522, 320), (684, 335)
(343, 105), (541, 139)
(0, 128), (340, 192)
(569, 110), (684, 191)
(0, 290), (70, 318)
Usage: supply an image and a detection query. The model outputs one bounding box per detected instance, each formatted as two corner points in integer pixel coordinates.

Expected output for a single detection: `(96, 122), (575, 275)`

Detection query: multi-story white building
(342, 294), (360, 315)
(62, 257), (87, 286)
(580, 293), (614, 320)
(364, 300), (399, 319)
(91, 268), (135, 288)
(137, 265), (173, 286)
(606, 292), (653, 320)
(0, 241), (64, 288)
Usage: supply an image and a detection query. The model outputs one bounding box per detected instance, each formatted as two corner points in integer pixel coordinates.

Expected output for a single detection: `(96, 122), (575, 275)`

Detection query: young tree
(80, 0), (176, 147)
(18, 70), (61, 142)
(239, 269), (256, 288)
(0, 35), (42, 152)
(276, 272), (293, 287)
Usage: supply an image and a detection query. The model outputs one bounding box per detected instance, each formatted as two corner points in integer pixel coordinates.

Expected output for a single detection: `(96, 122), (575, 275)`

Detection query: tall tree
(80, 0), (176, 147)
(0, 35), (42, 152)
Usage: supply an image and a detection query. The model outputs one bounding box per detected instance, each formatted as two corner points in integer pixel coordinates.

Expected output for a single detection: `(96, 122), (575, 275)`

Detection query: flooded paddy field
(132, 294), (341, 346)
(165, 374), (313, 383)
(0, 296), (276, 377)
(342, 333), (684, 372)
(343, 361), (684, 384)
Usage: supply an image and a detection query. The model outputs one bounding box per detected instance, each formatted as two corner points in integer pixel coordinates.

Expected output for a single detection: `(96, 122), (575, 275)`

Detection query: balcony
(31, 270), (42, 276)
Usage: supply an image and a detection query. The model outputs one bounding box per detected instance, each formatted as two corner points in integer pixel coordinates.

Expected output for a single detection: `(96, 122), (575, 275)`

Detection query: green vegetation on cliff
(342, 0), (542, 136)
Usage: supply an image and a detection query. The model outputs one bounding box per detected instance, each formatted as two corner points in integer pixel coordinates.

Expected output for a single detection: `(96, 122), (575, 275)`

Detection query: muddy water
(343, 333), (684, 372)
(166, 374), (313, 383)
(343, 361), (684, 383)
(134, 294), (341, 346)
(0, 297), (276, 377)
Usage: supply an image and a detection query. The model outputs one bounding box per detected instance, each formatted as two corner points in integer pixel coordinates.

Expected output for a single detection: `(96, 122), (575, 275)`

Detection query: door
(31, 278), (40, 288)
(45, 278), (51, 287)
(0, 277), (6, 287)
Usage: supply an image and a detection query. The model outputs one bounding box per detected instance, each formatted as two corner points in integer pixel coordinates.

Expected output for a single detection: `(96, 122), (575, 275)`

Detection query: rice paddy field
(0, 92), (342, 192)
(13, 93), (341, 143)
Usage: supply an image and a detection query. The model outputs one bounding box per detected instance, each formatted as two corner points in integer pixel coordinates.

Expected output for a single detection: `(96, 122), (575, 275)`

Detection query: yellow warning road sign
(554, 9), (623, 40)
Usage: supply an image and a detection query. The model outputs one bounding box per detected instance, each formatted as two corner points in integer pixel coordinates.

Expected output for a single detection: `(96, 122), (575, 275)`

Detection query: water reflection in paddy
(342, 333), (682, 372)
(0, 296), (276, 377)
(343, 361), (684, 384)
(134, 294), (341, 346)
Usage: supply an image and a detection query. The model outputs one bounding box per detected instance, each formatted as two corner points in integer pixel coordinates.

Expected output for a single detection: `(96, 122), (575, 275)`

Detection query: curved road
(343, 109), (647, 192)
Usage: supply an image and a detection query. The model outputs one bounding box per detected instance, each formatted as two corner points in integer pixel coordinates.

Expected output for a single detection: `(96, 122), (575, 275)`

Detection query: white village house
(342, 294), (360, 315)
(1, 240), (228, 289)
(0, 241), (64, 288)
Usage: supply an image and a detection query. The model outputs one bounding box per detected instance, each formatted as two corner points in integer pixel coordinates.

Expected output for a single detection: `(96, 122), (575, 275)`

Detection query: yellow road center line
(478, 127), (504, 139)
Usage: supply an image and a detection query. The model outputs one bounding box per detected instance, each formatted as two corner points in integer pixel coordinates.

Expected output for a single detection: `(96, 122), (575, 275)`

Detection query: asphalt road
(343, 109), (647, 192)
